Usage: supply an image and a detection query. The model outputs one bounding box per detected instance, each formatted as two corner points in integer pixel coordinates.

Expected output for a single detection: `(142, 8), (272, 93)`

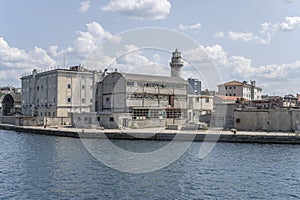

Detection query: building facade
(1, 93), (22, 116)
(187, 78), (201, 95)
(218, 80), (262, 100)
(187, 95), (213, 123)
(21, 66), (98, 117)
(95, 72), (189, 128)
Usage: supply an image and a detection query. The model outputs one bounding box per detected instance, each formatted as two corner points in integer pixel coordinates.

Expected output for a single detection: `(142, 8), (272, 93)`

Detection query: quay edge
(0, 123), (299, 144)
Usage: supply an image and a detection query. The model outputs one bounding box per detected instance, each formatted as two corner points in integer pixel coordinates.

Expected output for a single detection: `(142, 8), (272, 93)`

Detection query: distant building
(187, 78), (201, 95)
(283, 94), (298, 107)
(21, 66), (98, 117)
(217, 80), (262, 100)
(187, 95), (213, 124)
(1, 93), (22, 116)
(0, 86), (21, 95)
(201, 89), (216, 96)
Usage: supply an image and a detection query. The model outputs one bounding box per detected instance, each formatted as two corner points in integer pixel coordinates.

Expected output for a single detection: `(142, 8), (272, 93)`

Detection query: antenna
(63, 50), (66, 68)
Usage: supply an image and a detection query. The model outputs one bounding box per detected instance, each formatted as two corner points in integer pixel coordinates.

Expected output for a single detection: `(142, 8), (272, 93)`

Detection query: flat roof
(122, 73), (188, 85)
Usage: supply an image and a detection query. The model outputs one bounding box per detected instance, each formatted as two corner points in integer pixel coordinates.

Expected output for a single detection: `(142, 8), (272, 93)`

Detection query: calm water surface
(0, 130), (299, 199)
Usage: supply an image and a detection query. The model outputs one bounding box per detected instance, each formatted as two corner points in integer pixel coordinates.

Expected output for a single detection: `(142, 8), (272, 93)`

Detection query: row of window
(225, 86), (236, 90)
(127, 81), (186, 89)
(40, 111), (56, 117)
(225, 93), (236, 96)
(132, 109), (187, 119)
(126, 94), (187, 101)
(66, 98), (93, 103)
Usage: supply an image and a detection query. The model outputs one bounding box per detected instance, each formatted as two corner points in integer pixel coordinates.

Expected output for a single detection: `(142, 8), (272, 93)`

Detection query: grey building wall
(234, 109), (300, 132)
(214, 103), (238, 128)
(96, 72), (189, 129)
(21, 67), (98, 118)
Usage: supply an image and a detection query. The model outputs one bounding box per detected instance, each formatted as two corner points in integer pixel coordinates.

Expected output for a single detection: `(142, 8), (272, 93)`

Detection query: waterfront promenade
(0, 123), (299, 144)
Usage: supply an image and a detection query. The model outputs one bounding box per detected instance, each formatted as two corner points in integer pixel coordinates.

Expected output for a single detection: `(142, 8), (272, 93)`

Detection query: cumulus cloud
(102, 0), (171, 20)
(182, 44), (300, 94)
(72, 22), (113, 59)
(0, 37), (56, 69)
(215, 16), (300, 44)
(178, 22), (201, 30)
(0, 22), (116, 84)
(78, 1), (90, 13)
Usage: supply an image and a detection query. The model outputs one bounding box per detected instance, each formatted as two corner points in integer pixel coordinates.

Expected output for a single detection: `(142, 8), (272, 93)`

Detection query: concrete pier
(0, 123), (299, 144)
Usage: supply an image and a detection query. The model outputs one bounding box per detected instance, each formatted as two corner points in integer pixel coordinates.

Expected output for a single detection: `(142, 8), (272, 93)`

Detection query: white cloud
(0, 37), (56, 69)
(72, 22), (113, 59)
(102, 0), (171, 20)
(0, 22), (115, 83)
(279, 16), (300, 31)
(227, 31), (255, 42)
(178, 22), (201, 30)
(183, 44), (300, 94)
(215, 16), (300, 44)
(78, 1), (90, 13)
(214, 31), (225, 38)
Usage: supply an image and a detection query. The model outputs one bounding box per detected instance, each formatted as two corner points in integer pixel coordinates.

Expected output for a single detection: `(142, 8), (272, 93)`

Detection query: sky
(0, 0), (300, 95)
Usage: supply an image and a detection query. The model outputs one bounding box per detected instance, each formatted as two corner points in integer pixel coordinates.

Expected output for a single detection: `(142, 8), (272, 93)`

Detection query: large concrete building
(21, 66), (98, 118)
(95, 72), (189, 128)
(218, 80), (262, 100)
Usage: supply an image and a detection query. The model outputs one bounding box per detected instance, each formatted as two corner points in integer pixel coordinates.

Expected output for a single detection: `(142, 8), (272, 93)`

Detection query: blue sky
(0, 0), (300, 95)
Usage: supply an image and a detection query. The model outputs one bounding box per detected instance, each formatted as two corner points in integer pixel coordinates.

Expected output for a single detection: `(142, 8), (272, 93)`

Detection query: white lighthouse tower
(170, 48), (184, 78)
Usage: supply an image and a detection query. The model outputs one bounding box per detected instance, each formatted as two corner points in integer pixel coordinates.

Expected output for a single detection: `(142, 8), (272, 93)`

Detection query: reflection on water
(0, 130), (299, 199)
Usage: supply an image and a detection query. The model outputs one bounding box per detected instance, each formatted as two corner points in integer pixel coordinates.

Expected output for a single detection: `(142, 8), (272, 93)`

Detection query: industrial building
(21, 66), (99, 118)
(94, 72), (189, 128)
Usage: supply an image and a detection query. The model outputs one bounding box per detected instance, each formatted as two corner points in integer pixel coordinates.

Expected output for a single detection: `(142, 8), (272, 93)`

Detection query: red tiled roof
(215, 95), (241, 101)
(218, 80), (244, 86)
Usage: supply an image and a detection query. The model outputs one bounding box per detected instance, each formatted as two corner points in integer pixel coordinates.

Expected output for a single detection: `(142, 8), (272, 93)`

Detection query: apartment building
(217, 80), (262, 100)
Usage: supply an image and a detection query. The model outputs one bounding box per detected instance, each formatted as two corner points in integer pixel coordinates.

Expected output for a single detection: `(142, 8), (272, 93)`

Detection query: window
(233, 86), (236, 89)
(67, 97), (71, 103)
(206, 98), (210, 103)
(82, 85), (85, 90)
(67, 84), (71, 89)
(233, 93), (236, 96)
(37, 86), (39, 91)
(225, 86), (227, 90)
(41, 85), (43, 90)
(127, 82), (134, 86)
(109, 117), (114, 122)
(82, 98), (85, 103)
(229, 86), (231, 89)
(53, 97), (56, 103)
